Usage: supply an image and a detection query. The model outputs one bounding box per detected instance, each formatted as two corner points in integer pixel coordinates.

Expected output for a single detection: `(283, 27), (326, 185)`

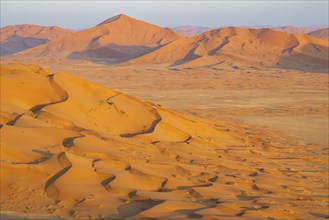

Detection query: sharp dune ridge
(3, 14), (327, 72)
(8, 14), (182, 62)
(1, 12), (328, 220)
(1, 63), (328, 219)
(122, 26), (329, 70)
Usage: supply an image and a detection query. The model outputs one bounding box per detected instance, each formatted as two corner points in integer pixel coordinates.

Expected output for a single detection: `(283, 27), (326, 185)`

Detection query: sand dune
(172, 25), (216, 37)
(122, 27), (329, 70)
(270, 25), (325, 34)
(10, 14), (181, 61)
(0, 24), (73, 56)
(7, 16), (327, 72)
(173, 25), (325, 37)
(1, 63), (328, 219)
(308, 28), (329, 40)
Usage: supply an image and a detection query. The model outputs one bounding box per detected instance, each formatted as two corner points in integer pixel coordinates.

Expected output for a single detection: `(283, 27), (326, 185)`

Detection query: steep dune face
(1, 63), (328, 219)
(11, 14), (181, 61)
(0, 24), (73, 56)
(308, 28), (329, 40)
(123, 27), (329, 69)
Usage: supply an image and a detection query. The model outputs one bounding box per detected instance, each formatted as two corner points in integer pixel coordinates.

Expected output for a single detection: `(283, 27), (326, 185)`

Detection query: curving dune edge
(0, 63), (328, 219)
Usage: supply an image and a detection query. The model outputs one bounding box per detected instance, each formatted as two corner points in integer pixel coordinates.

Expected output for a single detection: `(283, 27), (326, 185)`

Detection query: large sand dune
(169, 25), (325, 38)
(6, 16), (328, 73)
(0, 24), (73, 56)
(1, 63), (328, 219)
(10, 14), (181, 62)
(308, 28), (329, 40)
(123, 27), (329, 70)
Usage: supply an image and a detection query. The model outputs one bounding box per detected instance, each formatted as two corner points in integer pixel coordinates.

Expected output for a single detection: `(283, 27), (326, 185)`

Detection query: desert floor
(41, 60), (328, 147)
(1, 60), (328, 219)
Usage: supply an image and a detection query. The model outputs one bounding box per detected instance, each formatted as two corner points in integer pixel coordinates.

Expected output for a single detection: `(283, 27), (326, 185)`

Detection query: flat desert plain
(1, 14), (329, 220)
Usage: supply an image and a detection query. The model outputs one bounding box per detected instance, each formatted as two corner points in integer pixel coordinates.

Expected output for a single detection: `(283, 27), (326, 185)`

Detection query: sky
(1, 1), (328, 29)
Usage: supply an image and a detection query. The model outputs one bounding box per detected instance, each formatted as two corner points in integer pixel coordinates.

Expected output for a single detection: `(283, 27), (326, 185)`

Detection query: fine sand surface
(1, 62), (328, 219)
(30, 60), (328, 147)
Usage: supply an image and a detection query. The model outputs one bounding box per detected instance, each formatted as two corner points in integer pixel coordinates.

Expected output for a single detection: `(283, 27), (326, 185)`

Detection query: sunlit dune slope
(0, 63), (235, 142)
(123, 27), (329, 69)
(0, 63), (240, 218)
(10, 14), (181, 61)
(1, 63), (328, 219)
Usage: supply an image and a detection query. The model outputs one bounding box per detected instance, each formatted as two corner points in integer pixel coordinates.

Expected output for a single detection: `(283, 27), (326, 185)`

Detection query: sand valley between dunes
(0, 61), (328, 219)
(1, 13), (329, 220)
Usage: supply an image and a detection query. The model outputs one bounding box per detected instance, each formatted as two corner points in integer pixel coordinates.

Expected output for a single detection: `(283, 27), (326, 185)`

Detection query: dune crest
(1, 63), (328, 219)
(10, 14), (181, 61)
(122, 27), (329, 70)
(6, 16), (328, 72)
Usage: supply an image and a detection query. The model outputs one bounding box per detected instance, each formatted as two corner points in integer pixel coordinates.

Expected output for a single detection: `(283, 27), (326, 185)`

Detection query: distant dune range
(308, 28), (329, 40)
(270, 25), (326, 34)
(0, 24), (73, 56)
(1, 63), (328, 219)
(122, 26), (328, 71)
(173, 25), (326, 37)
(173, 26), (216, 37)
(1, 14), (327, 71)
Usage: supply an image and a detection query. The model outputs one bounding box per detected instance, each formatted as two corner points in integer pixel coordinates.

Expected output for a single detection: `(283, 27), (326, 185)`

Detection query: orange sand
(1, 63), (328, 219)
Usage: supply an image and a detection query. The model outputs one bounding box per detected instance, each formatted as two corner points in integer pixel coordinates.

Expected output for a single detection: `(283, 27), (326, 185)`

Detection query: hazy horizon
(1, 1), (328, 29)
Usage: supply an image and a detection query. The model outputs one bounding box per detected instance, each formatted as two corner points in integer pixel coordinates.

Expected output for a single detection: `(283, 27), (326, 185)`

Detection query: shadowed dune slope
(308, 28), (329, 40)
(10, 14), (181, 61)
(1, 63), (328, 219)
(0, 24), (73, 56)
(122, 27), (329, 69)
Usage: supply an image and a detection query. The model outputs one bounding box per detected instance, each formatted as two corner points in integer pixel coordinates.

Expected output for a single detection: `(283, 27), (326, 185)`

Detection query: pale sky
(1, 1), (328, 29)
